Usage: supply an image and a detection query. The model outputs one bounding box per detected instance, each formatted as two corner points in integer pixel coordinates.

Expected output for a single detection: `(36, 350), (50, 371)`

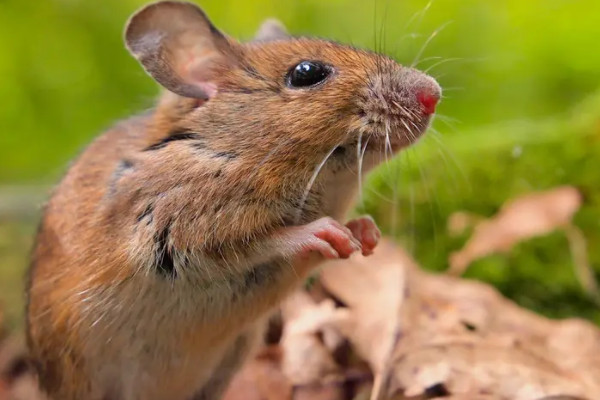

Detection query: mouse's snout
(358, 64), (441, 149)
(416, 81), (441, 115)
(406, 69), (442, 116)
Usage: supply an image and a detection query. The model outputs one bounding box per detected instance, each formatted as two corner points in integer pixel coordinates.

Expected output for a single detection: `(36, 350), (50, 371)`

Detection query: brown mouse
(25, 1), (441, 399)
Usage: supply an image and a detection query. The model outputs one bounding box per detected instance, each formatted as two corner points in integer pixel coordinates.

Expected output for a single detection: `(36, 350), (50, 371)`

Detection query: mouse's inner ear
(254, 19), (290, 41)
(125, 1), (238, 100)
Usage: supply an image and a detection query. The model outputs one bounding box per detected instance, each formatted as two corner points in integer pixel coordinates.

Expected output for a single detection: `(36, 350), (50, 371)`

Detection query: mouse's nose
(414, 75), (441, 116)
(408, 70), (442, 115)
(417, 89), (440, 115)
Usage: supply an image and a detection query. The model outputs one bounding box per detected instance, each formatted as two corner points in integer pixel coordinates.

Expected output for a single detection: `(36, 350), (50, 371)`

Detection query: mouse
(25, 2), (441, 399)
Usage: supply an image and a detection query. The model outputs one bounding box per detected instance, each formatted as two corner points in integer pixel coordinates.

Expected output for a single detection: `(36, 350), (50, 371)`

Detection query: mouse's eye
(287, 61), (331, 88)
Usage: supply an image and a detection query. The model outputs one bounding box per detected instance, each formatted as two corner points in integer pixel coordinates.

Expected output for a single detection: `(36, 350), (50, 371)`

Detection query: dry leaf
(319, 241), (407, 372)
(449, 185), (582, 274)
(318, 240), (410, 400)
(5, 375), (48, 400)
(280, 292), (348, 386)
(389, 343), (593, 400)
(446, 211), (484, 237)
(447, 186), (598, 300)
(0, 334), (46, 400)
(391, 388), (503, 399)
(318, 239), (600, 400)
(278, 291), (355, 400)
(223, 346), (292, 400)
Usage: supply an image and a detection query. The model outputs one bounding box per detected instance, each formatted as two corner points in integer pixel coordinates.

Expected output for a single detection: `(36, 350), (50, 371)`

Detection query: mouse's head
(125, 1), (440, 211)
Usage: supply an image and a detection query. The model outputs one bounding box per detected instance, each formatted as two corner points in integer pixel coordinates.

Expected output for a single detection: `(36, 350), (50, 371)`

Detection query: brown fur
(26, 2), (441, 399)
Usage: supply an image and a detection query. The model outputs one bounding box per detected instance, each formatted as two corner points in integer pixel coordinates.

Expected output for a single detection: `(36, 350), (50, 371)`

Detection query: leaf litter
(447, 186), (599, 302)
(1, 186), (599, 400)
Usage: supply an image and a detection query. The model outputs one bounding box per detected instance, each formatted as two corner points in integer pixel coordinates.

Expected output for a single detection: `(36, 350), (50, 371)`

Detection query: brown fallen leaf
(0, 336), (27, 383)
(446, 211), (484, 237)
(392, 390), (503, 400)
(0, 332), (47, 400)
(278, 291), (351, 400)
(393, 244), (599, 399)
(222, 346), (292, 400)
(5, 375), (48, 400)
(388, 343), (594, 400)
(449, 185), (582, 271)
(280, 292), (347, 386)
(447, 186), (598, 301)
(316, 239), (600, 400)
(319, 240), (409, 400)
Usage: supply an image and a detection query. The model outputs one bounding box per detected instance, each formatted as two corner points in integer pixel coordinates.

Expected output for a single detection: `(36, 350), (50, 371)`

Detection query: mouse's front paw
(345, 216), (381, 256)
(291, 217), (362, 260)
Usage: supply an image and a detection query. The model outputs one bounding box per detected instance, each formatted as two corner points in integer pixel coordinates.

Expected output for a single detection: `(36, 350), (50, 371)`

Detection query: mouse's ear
(125, 1), (237, 100)
(254, 18), (290, 41)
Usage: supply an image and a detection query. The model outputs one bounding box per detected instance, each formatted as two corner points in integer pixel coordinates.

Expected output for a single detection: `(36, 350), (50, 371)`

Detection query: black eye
(287, 61), (331, 88)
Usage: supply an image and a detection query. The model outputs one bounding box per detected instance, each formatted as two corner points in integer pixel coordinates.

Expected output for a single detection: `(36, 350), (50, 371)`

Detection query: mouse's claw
(346, 216), (381, 256)
(284, 217), (361, 260)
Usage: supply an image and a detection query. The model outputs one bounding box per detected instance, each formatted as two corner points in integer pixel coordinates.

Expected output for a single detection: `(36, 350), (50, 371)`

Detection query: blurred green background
(1, 0), (600, 328)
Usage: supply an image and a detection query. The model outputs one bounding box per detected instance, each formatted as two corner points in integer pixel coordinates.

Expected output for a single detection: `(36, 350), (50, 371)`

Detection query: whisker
(388, 0), (435, 64)
(381, 123), (401, 239)
(439, 86), (465, 92)
(401, 119), (418, 143)
(429, 127), (470, 189)
(361, 134), (371, 162)
(373, 0), (380, 55)
(390, 152), (400, 238)
(412, 55), (444, 67)
(380, 0), (392, 55)
(366, 185), (396, 203)
(433, 114), (462, 131)
(354, 132), (372, 210)
(434, 113), (461, 124)
(384, 123), (393, 164)
(412, 144), (441, 254)
(294, 143), (341, 224)
(407, 155), (417, 254)
(435, 118), (458, 131)
(411, 21), (453, 68)
(403, 0), (434, 32)
(398, 32), (422, 43)
(357, 131), (365, 206)
(424, 57), (464, 74)
(425, 56), (486, 74)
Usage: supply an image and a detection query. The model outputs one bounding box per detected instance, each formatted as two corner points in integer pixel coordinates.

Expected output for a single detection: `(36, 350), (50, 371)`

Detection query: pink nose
(417, 90), (440, 115)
